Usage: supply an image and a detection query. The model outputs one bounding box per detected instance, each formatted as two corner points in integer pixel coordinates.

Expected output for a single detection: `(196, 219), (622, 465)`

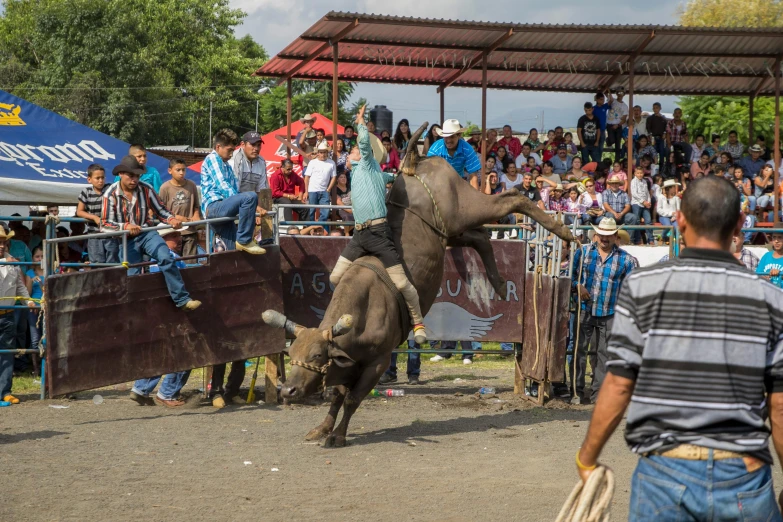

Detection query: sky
(233, 0), (684, 131)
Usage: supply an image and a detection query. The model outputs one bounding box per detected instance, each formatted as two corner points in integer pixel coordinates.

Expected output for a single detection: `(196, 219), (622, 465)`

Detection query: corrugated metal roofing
(256, 11), (783, 96)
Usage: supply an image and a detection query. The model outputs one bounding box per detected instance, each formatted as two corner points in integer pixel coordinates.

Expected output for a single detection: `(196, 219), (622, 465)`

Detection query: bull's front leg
(324, 363), (385, 448)
(447, 228), (507, 300)
(305, 385), (347, 441)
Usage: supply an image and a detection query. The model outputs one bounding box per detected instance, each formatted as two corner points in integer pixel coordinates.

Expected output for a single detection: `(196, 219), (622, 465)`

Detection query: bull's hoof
(496, 279), (508, 300)
(324, 434), (347, 448)
(304, 425), (330, 441)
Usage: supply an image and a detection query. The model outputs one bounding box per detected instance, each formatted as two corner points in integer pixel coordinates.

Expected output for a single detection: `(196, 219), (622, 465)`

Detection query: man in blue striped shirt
(200, 128), (265, 255)
(427, 119), (481, 189)
(571, 217), (635, 404)
(329, 105), (427, 345)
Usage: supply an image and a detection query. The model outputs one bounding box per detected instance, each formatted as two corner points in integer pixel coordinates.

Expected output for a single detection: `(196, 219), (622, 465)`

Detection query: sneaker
(129, 391), (154, 406)
(212, 395), (226, 409)
(430, 355), (445, 362)
(235, 241), (266, 255)
(2, 394), (20, 405)
(408, 376), (420, 385)
(378, 373), (397, 385)
(154, 396), (186, 408)
(463, 358), (473, 365)
(181, 299), (202, 312)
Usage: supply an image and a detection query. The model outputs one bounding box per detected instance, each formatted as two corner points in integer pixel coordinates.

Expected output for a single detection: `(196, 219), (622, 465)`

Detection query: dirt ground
(2, 359), (781, 522)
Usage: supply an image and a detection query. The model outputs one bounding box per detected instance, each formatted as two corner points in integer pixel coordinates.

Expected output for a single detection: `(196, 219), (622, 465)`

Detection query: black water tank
(370, 105), (393, 135)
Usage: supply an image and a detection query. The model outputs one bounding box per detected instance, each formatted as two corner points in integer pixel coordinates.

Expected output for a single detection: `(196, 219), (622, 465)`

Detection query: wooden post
(332, 42), (339, 162)
(627, 60), (635, 169)
(439, 88), (445, 124)
(749, 95), (755, 145)
(286, 79), (292, 156)
(480, 52), (488, 191)
(775, 57), (781, 226)
(265, 354), (282, 404)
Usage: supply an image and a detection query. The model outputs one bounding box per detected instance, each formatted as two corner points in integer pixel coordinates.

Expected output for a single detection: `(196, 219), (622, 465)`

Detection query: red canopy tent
(188, 113), (344, 175)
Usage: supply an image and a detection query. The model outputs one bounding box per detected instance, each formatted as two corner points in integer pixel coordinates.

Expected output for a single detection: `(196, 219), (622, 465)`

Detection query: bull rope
(531, 266), (544, 372)
(572, 243), (586, 401)
(555, 465), (615, 522)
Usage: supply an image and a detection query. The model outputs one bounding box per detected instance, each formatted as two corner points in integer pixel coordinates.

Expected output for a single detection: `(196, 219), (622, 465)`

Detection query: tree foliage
(0, 0), (354, 146)
(678, 0), (782, 146)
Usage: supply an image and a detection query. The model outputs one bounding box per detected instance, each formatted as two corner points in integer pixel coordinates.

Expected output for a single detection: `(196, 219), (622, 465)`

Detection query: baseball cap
(242, 131), (263, 145)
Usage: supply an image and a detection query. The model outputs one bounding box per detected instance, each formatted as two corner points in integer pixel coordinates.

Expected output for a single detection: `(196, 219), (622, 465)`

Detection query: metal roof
(255, 12), (783, 96)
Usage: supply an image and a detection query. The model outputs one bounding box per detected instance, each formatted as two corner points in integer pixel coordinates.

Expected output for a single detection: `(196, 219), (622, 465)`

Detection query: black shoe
(408, 375), (420, 385)
(378, 374), (397, 385)
(129, 391), (155, 406)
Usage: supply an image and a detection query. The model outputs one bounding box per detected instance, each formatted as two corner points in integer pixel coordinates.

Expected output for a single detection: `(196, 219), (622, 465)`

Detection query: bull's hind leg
(448, 228), (507, 300)
(324, 365), (384, 448)
(452, 188), (573, 242)
(305, 385), (346, 441)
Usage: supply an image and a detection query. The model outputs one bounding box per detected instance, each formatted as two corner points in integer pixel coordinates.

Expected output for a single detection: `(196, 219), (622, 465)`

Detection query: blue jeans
(629, 454), (782, 522)
(87, 237), (119, 264)
(387, 340), (421, 378)
(14, 307), (27, 352)
(28, 310), (42, 353)
(308, 191), (331, 224)
(439, 341), (481, 360)
(652, 138), (667, 170)
(206, 192), (258, 245)
(0, 315), (14, 397)
(121, 231), (191, 307)
(581, 145), (601, 164)
(631, 204), (652, 244)
(132, 371), (191, 401)
(747, 195), (757, 212)
(659, 216), (676, 241)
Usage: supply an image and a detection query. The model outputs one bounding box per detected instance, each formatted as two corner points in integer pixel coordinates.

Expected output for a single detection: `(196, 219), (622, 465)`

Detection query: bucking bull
(262, 123), (574, 447)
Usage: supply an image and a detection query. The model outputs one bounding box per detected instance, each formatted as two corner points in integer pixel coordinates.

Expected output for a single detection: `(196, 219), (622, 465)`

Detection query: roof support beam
(436, 29), (513, 93)
(272, 19), (358, 85)
(601, 31), (655, 90)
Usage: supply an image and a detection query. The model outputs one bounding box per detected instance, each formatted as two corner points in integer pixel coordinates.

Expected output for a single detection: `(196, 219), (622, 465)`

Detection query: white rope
(555, 466), (615, 522)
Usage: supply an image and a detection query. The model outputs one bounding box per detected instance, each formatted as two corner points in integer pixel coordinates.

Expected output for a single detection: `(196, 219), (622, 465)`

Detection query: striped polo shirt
(350, 123), (394, 224)
(607, 248), (783, 463)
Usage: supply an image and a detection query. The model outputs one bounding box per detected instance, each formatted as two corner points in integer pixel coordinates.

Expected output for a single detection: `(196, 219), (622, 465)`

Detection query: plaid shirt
(200, 150), (239, 216)
(101, 181), (174, 231)
(572, 243), (635, 316)
(548, 196), (569, 212)
(666, 119), (687, 143)
(603, 189), (630, 214)
(739, 248), (760, 272)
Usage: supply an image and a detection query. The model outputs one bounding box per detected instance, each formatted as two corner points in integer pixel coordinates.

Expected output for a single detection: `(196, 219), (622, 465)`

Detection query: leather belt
(0, 309), (14, 316)
(355, 218), (387, 231)
(650, 444), (746, 460)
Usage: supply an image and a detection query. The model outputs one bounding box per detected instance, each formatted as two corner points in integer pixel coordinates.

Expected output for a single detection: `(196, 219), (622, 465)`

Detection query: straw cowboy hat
(607, 175), (624, 185)
(0, 227), (14, 241)
(159, 226), (189, 237)
(299, 113), (316, 123)
(316, 141), (330, 152)
(435, 119), (468, 138)
(662, 179), (681, 189)
(592, 217), (622, 236)
(368, 133), (387, 164)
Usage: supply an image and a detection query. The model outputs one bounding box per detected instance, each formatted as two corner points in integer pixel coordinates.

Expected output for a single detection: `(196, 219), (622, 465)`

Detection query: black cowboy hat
(112, 155), (145, 176)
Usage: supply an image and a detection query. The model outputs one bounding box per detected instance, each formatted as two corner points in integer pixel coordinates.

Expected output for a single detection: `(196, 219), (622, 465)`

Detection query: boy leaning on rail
(101, 155), (201, 311)
(77, 163), (119, 265)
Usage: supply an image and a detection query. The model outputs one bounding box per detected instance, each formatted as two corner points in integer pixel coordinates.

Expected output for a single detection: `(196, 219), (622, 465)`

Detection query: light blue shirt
(427, 138), (481, 178)
(140, 166), (162, 193)
(200, 150), (239, 216)
(757, 251), (783, 288)
(350, 123), (394, 224)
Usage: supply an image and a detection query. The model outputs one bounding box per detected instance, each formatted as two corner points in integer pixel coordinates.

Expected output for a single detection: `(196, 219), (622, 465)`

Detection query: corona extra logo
(0, 103), (25, 126)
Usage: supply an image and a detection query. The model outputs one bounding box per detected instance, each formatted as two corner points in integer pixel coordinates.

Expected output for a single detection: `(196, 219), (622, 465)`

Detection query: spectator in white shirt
(656, 179), (681, 243)
(304, 142), (337, 225)
(514, 142), (542, 169)
(630, 165), (652, 244)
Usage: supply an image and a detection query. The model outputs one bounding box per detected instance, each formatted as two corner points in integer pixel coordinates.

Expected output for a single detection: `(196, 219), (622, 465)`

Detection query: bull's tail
(401, 121), (428, 176)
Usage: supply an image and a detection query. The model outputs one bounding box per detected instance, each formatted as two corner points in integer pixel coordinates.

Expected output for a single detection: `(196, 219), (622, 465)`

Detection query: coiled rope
(555, 465), (615, 522)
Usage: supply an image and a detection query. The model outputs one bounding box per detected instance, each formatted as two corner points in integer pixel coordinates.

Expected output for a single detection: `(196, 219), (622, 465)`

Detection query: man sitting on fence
(102, 156), (201, 312)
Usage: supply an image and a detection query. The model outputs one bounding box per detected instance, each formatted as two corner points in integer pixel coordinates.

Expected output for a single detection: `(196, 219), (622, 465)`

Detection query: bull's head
(262, 310), (355, 400)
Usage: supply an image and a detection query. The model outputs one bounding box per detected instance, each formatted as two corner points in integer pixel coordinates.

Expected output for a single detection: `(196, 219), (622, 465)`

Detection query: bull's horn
(401, 122), (428, 175)
(331, 314), (353, 338)
(262, 310), (304, 338)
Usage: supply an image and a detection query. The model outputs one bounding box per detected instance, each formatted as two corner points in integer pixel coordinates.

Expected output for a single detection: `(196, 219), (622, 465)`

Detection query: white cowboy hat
(553, 183), (565, 191)
(316, 141), (330, 152)
(662, 179), (681, 189)
(299, 114), (316, 123)
(159, 226), (188, 237)
(435, 119), (467, 138)
(592, 217), (621, 236)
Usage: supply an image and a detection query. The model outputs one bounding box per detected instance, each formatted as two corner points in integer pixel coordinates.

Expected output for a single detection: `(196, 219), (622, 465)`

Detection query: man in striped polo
(329, 105), (427, 345)
(576, 176), (783, 520)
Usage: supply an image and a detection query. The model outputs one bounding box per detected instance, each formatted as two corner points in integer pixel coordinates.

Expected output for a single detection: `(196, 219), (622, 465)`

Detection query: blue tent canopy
(0, 89), (198, 204)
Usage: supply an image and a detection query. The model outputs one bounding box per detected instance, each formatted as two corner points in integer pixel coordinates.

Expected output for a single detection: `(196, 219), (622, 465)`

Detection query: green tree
(0, 0), (355, 146)
(678, 0), (782, 146)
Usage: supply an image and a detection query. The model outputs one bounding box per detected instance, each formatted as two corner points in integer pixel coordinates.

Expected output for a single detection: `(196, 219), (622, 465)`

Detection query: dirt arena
(3, 359), (782, 522)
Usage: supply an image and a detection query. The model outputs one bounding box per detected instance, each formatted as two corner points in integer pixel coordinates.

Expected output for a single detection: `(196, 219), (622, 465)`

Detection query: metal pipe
(627, 58), (635, 168)
(332, 42), (340, 163)
(122, 233), (127, 265)
(749, 95), (755, 145)
(286, 79), (293, 157)
(480, 52), (488, 191)
(46, 216), (237, 244)
(775, 56), (781, 226)
(439, 88), (445, 124)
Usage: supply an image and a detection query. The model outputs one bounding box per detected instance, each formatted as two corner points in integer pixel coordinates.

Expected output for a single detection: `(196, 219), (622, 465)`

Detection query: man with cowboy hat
(0, 225), (37, 405)
(296, 114), (318, 173)
(427, 118), (482, 190)
(303, 140), (337, 226)
(603, 174), (639, 239)
(329, 105), (428, 346)
(103, 155), (201, 311)
(571, 216), (635, 404)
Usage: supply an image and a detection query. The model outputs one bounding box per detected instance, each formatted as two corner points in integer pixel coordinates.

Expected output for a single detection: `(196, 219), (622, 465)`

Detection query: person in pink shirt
(497, 125), (522, 161)
(611, 161), (628, 191)
(380, 136), (400, 173)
